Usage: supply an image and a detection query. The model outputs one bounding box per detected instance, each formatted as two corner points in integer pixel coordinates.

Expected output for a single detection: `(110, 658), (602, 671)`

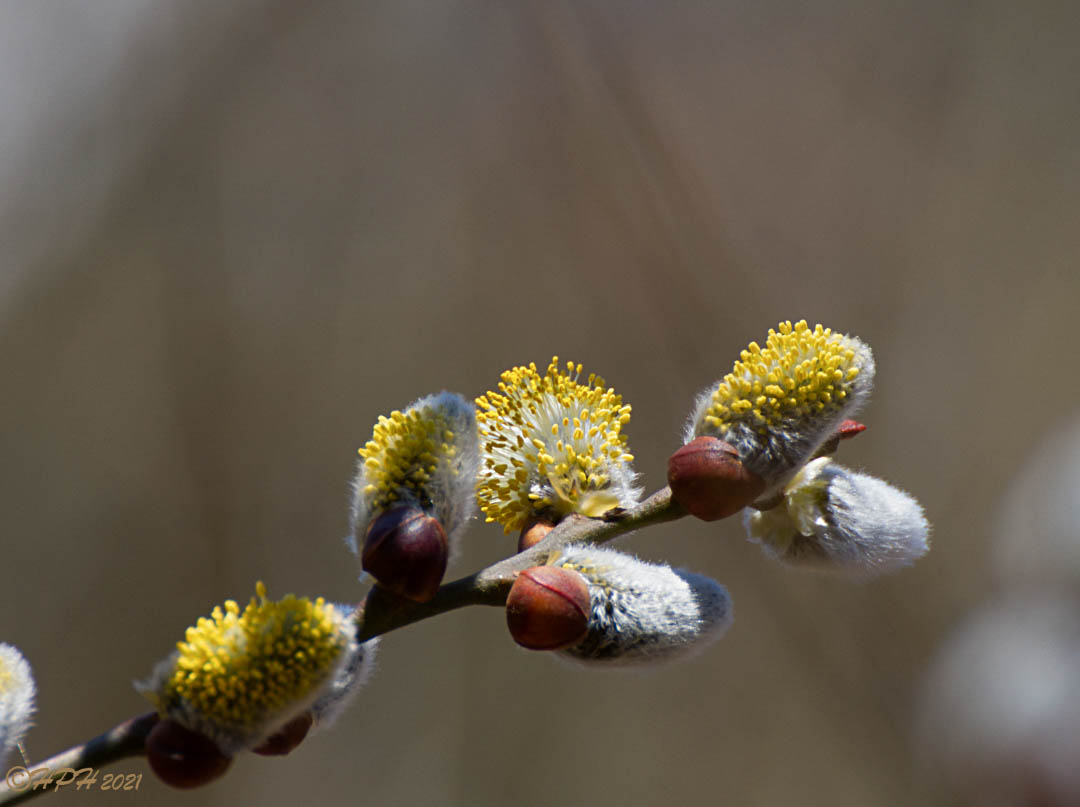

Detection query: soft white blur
(995, 415), (1080, 588)
(919, 415), (1080, 807)
(919, 592), (1080, 807)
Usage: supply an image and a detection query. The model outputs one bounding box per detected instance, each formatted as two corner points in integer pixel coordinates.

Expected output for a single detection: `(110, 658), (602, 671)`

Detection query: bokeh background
(2, 2), (1078, 805)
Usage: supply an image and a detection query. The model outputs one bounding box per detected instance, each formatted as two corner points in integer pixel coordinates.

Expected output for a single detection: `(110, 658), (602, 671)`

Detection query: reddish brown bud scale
(145, 719), (232, 789)
(362, 506), (449, 603)
(517, 517), (556, 552)
(836, 419), (867, 440)
(816, 419), (868, 457)
(506, 565), (591, 651)
(667, 436), (766, 521)
(251, 712), (313, 756)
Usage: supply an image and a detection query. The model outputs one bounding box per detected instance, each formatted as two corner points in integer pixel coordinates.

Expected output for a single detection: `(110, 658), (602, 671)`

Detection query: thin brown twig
(0, 713), (158, 805)
(355, 486), (682, 639)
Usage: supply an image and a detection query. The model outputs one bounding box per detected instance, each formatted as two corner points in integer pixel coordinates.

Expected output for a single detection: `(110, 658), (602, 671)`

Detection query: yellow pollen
(157, 583), (347, 737)
(706, 320), (863, 435)
(358, 405), (459, 511)
(475, 357), (633, 532)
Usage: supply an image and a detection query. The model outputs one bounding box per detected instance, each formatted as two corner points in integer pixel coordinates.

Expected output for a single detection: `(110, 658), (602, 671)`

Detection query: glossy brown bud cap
(362, 506), (448, 603)
(145, 719), (232, 789)
(517, 517), (556, 552)
(251, 712), (313, 756)
(668, 436), (766, 521)
(506, 565), (591, 651)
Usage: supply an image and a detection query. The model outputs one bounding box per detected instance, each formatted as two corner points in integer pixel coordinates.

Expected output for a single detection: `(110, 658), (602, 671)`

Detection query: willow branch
(0, 487), (684, 805)
(355, 485), (684, 640)
(0, 713), (158, 805)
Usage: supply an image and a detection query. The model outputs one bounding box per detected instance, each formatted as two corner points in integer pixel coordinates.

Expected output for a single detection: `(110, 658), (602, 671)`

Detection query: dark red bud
(667, 436), (767, 521)
(145, 719), (232, 789)
(251, 712), (313, 756)
(362, 507), (448, 602)
(517, 517), (556, 552)
(506, 565), (591, 651)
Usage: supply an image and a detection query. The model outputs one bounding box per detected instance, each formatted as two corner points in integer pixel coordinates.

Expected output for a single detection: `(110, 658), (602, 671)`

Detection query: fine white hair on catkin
(553, 545), (733, 667)
(744, 458), (929, 578)
(310, 612), (378, 731)
(0, 643), (36, 763)
(685, 321), (875, 502)
(348, 391), (478, 557)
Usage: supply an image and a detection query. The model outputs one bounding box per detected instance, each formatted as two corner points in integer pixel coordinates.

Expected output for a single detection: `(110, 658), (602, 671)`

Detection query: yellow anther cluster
(359, 406), (458, 511)
(0, 663), (11, 691)
(706, 320), (863, 436)
(158, 582), (347, 737)
(476, 357), (634, 533)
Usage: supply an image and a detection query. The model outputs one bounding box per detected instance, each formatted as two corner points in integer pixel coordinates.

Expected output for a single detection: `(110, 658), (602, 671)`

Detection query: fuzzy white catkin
(348, 391), (479, 557)
(0, 643), (35, 763)
(745, 458), (929, 577)
(553, 545), (733, 667)
(309, 615), (378, 731)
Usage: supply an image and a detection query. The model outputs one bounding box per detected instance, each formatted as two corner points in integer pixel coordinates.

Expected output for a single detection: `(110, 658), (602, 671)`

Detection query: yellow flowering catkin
(705, 320), (863, 434)
(359, 407), (460, 511)
(688, 320), (874, 490)
(476, 357), (639, 533)
(348, 392), (478, 554)
(141, 583), (352, 753)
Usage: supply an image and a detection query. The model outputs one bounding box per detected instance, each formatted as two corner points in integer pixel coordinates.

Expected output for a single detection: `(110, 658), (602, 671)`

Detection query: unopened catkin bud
(686, 320), (875, 503)
(551, 545), (733, 667)
(744, 457), (929, 577)
(506, 565), (591, 650)
(517, 517), (557, 552)
(668, 436), (766, 521)
(362, 506), (448, 602)
(145, 719), (233, 789)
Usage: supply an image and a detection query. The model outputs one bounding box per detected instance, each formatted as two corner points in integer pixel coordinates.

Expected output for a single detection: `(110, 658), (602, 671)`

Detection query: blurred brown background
(1, 2), (1078, 805)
